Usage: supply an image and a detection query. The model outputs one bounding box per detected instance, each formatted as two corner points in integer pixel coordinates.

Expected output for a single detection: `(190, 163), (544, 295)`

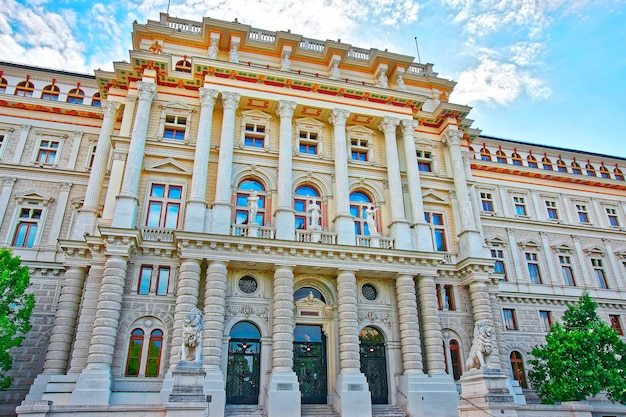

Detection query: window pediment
(551, 243), (574, 253)
(422, 189), (449, 204)
(14, 190), (54, 206)
(144, 157), (191, 174)
(485, 236), (507, 247)
(518, 239), (541, 251)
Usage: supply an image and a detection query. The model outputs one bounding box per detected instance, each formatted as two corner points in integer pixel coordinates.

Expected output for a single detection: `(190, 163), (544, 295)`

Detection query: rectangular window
(514, 196), (527, 216)
(163, 114), (187, 140)
(416, 150), (433, 172)
(559, 255), (576, 286)
(539, 310), (552, 332)
(592, 258), (608, 289)
(481, 192), (494, 212)
(350, 138), (369, 161)
(138, 266), (153, 295)
(12, 207), (42, 248)
(576, 204), (589, 223)
(87, 145), (97, 169)
(491, 247), (507, 280)
(37, 139), (60, 164)
(545, 200), (559, 220)
(156, 267), (170, 296)
(145, 183), (183, 229)
(503, 309), (518, 330)
(244, 123), (265, 148)
(606, 208), (620, 227)
(298, 130), (318, 155)
(525, 252), (542, 284)
(437, 284), (456, 311)
(0, 134), (5, 152)
(610, 315), (623, 335)
(424, 212), (447, 252)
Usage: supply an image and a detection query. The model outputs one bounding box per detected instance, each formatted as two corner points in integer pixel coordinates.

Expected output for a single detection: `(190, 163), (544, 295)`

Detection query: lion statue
(180, 307), (203, 363)
(465, 320), (495, 370)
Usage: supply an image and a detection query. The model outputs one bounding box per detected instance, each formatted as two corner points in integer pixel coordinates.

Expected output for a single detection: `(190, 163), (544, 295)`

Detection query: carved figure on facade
(281, 51), (291, 72)
(366, 205), (378, 235)
(329, 59), (341, 80)
(149, 40), (163, 54)
(226, 304), (270, 323)
(307, 200), (321, 230)
(377, 70), (388, 88)
(229, 42), (240, 63)
(207, 39), (219, 59)
(465, 320), (495, 370)
(396, 72), (406, 92)
(247, 191), (259, 224)
(180, 307), (203, 363)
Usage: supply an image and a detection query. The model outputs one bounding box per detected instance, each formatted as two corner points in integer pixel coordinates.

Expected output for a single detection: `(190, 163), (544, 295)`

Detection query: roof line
(0, 61), (96, 79)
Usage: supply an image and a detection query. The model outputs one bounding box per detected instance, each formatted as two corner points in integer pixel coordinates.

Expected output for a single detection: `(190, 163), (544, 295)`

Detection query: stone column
(211, 92), (241, 235)
(72, 101), (121, 238)
(202, 260), (227, 416)
(12, 124), (31, 164)
(506, 228), (525, 284)
(396, 274), (424, 373)
(185, 88), (219, 232)
(72, 233), (135, 405)
(539, 232), (559, 285)
(333, 270), (371, 417)
(379, 116), (412, 249)
(416, 274), (445, 375)
(529, 190), (542, 221)
(112, 81), (157, 228)
(442, 128), (482, 258)
(329, 109), (355, 245)
(267, 265), (300, 417)
(401, 119), (432, 251)
(274, 100), (297, 240)
(0, 177), (17, 224)
(572, 235), (593, 287)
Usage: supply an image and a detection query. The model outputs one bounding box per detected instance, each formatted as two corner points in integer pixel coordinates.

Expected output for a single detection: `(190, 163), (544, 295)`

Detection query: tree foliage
(528, 292), (626, 404)
(0, 248), (34, 390)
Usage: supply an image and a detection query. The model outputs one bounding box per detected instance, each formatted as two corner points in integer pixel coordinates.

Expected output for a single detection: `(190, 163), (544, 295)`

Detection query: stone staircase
(225, 404), (265, 417)
(301, 404), (340, 417)
(372, 404), (406, 417)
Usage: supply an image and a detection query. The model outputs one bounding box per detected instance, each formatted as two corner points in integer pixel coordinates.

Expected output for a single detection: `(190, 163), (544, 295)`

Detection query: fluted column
(202, 260), (227, 370)
(336, 270), (361, 373)
(271, 266), (295, 371)
(211, 92), (241, 235)
(401, 119), (432, 251)
(42, 265), (88, 373)
(416, 274), (445, 375)
(275, 100), (297, 240)
(185, 88), (219, 232)
(442, 128), (482, 258)
(329, 109), (355, 245)
(112, 82), (157, 228)
(395, 274), (424, 374)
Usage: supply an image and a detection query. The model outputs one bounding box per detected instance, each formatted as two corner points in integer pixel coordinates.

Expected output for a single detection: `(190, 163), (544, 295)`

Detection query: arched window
(350, 191), (375, 236)
(91, 92), (102, 107)
(15, 80), (34, 97)
(234, 178), (267, 226)
(556, 159), (568, 173)
(294, 286), (326, 303)
(585, 163), (596, 177)
(615, 167), (624, 181)
(511, 152), (522, 166)
(527, 155), (538, 168)
(41, 84), (60, 101)
(510, 351), (528, 388)
(294, 184), (322, 230)
(0, 77), (7, 93)
(599, 165), (611, 179)
(571, 161), (582, 174)
(480, 146), (492, 161)
(449, 340), (462, 380)
(496, 150), (507, 163)
(175, 58), (192, 73)
(541, 156), (552, 170)
(67, 88), (85, 104)
(145, 329), (164, 377)
(125, 329), (145, 376)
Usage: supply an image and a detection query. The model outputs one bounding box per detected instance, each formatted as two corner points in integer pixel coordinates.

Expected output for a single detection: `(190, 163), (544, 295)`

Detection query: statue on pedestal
(181, 308), (204, 363)
(229, 43), (239, 63)
(207, 39), (218, 59)
(281, 51), (291, 71)
(465, 320), (495, 370)
(365, 205), (378, 235)
(308, 200), (321, 230)
(248, 191), (259, 224)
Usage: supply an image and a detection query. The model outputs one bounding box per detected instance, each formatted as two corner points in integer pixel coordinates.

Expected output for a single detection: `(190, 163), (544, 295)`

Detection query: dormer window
(15, 80), (34, 97)
(41, 84), (60, 101)
(67, 88), (85, 104)
(175, 58), (192, 73)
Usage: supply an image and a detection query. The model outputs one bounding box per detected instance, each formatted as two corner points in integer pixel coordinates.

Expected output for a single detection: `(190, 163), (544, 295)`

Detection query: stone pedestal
(459, 369), (518, 417)
(165, 363), (209, 417)
(70, 368), (113, 404)
(397, 373), (459, 417)
(203, 371), (226, 417)
(247, 222), (259, 238)
(333, 373), (372, 417)
(266, 371), (301, 417)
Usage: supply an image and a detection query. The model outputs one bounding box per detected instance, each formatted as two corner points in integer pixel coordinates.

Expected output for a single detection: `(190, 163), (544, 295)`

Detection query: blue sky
(1, 0), (624, 157)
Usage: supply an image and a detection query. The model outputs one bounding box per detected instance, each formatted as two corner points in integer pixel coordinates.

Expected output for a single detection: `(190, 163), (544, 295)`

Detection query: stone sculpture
(465, 320), (494, 370)
(207, 39), (218, 59)
(229, 43), (239, 63)
(181, 307), (204, 363)
(248, 191), (259, 224)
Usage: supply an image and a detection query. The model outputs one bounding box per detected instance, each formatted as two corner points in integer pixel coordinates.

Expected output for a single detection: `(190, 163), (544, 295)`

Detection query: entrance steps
(301, 404), (340, 417)
(372, 404), (406, 417)
(225, 404), (265, 417)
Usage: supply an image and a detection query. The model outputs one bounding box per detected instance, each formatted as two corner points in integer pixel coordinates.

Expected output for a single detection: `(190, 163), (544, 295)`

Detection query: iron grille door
(360, 342), (388, 404)
(226, 339), (260, 404)
(294, 341), (327, 403)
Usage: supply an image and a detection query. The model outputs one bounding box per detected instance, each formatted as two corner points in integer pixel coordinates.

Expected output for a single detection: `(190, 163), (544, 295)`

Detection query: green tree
(528, 292), (626, 404)
(0, 248), (34, 390)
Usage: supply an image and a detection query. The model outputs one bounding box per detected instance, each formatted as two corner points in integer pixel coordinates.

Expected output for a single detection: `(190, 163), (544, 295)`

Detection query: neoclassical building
(0, 13), (625, 417)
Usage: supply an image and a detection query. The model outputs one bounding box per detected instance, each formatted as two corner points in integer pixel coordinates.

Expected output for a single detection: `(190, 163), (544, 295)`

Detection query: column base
(388, 219), (412, 250)
(274, 209), (295, 240)
(24, 374), (53, 402)
(203, 370), (226, 417)
(457, 229), (486, 259)
(397, 373), (459, 417)
(70, 368), (113, 405)
(333, 214), (356, 246)
(70, 210), (98, 240)
(184, 200), (208, 233)
(459, 368), (517, 417)
(111, 195), (138, 229)
(266, 371), (301, 417)
(333, 372), (371, 417)
(211, 202), (231, 235)
(412, 222), (434, 252)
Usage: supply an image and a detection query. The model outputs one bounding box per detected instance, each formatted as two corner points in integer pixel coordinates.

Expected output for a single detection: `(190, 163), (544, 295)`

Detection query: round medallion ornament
(238, 276), (258, 294)
(361, 283), (378, 301)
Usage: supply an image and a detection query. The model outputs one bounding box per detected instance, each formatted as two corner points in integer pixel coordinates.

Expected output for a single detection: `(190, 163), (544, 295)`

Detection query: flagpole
(414, 37), (422, 64)
(167, 0), (171, 14)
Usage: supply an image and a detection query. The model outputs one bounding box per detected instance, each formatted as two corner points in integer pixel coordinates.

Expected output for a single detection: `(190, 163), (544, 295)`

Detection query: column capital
(329, 108), (350, 126)
(221, 91), (241, 109)
(198, 88), (219, 107)
(442, 128), (463, 146)
(101, 100), (121, 117)
(277, 100), (297, 118)
(401, 118), (418, 133)
(378, 116), (400, 134)
(136, 81), (157, 102)
(2, 176), (17, 187)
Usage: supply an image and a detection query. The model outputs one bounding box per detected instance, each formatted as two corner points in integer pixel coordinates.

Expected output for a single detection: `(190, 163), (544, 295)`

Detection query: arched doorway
(226, 321), (261, 404)
(294, 324), (328, 404)
(359, 326), (388, 404)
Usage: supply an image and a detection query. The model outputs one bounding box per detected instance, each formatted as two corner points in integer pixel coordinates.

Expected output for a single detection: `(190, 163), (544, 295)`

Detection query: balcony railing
(249, 30), (276, 43)
(141, 227), (175, 242)
(296, 229), (337, 244)
(231, 224), (276, 239)
(299, 38), (325, 52)
(166, 17), (203, 34)
(356, 235), (394, 249)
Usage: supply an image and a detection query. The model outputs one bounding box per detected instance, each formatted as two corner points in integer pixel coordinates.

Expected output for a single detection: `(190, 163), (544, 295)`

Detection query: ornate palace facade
(0, 13), (625, 417)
